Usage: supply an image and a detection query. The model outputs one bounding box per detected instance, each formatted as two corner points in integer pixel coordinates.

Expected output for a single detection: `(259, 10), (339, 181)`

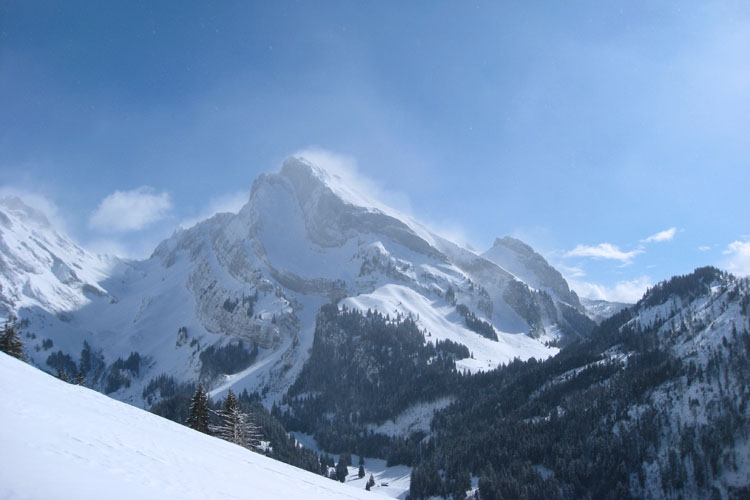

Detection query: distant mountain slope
(482, 236), (582, 310)
(0, 196), (116, 316)
(4, 157), (592, 410)
(0, 352), (374, 500)
(580, 297), (631, 323)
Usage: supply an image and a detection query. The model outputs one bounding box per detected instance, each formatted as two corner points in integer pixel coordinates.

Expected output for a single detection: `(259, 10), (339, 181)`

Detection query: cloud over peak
(569, 276), (652, 304)
(89, 187), (172, 233)
(565, 243), (643, 264)
(722, 240), (750, 277)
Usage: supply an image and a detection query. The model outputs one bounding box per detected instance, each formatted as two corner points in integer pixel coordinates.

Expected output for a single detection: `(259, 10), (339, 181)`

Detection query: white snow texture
(0, 352), (376, 500)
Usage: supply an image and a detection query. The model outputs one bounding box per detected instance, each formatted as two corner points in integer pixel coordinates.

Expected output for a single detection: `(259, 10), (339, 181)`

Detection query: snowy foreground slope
(0, 353), (374, 500)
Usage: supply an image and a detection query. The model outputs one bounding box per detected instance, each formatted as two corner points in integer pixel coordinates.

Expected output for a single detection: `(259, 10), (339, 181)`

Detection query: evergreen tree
(0, 317), (25, 361)
(212, 389), (263, 451)
(214, 390), (245, 445)
(478, 468), (499, 500)
(320, 454), (331, 476)
(367, 474), (376, 490)
(244, 410), (263, 451)
(335, 458), (348, 482)
(186, 384), (210, 434)
(75, 372), (85, 385)
(359, 464), (365, 479)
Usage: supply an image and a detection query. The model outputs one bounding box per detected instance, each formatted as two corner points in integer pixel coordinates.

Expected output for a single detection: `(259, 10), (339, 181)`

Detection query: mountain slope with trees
(409, 267), (750, 499)
(281, 303), (465, 461)
(274, 267), (750, 499)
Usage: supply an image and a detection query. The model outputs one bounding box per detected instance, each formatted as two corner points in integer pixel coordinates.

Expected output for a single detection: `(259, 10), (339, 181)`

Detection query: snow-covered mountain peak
(491, 236), (534, 255)
(248, 155), (385, 223)
(0, 195), (53, 229)
(241, 155), (444, 260)
(8, 157), (596, 407)
(0, 196), (115, 316)
(279, 155), (387, 215)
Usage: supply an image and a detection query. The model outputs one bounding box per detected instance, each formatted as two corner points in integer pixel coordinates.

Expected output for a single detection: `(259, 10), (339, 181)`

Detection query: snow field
(292, 432), (412, 499)
(0, 353), (375, 500)
(342, 283), (557, 373)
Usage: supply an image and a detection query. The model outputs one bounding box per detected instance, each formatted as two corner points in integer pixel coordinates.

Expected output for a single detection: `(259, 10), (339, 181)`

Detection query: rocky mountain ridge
(2, 156), (598, 408)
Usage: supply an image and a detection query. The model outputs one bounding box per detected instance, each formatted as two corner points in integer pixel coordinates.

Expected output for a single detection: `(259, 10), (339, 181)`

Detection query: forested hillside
(278, 267), (750, 500)
(281, 304), (466, 460)
(413, 267), (750, 499)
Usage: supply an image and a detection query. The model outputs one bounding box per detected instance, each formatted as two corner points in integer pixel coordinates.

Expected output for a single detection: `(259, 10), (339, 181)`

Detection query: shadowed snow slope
(0, 352), (372, 500)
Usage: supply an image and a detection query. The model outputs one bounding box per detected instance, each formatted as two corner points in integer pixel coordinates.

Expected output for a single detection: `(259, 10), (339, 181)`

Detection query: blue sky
(1, 1), (749, 302)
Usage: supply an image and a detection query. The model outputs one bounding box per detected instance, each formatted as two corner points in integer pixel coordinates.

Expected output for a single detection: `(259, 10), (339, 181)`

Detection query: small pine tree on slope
(186, 384), (210, 434)
(335, 459), (348, 482)
(214, 390), (244, 445)
(244, 411), (263, 451)
(212, 389), (263, 451)
(0, 317), (25, 361)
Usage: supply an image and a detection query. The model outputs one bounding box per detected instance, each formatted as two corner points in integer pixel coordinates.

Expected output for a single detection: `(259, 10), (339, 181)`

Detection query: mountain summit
(3, 157), (594, 407)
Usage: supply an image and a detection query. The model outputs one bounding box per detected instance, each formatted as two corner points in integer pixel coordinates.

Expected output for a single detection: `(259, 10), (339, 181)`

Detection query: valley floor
(292, 432), (412, 499)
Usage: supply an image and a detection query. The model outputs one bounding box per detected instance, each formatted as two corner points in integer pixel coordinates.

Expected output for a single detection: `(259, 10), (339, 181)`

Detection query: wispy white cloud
(558, 264), (586, 279)
(179, 190), (249, 229)
(569, 276), (652, 304)
(565, 243), (643, 265)
(722, 240), (750, 276)
(698, 245), (711, 252)
(641, 227), (677, 243)
(89, 187), (172, 233)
